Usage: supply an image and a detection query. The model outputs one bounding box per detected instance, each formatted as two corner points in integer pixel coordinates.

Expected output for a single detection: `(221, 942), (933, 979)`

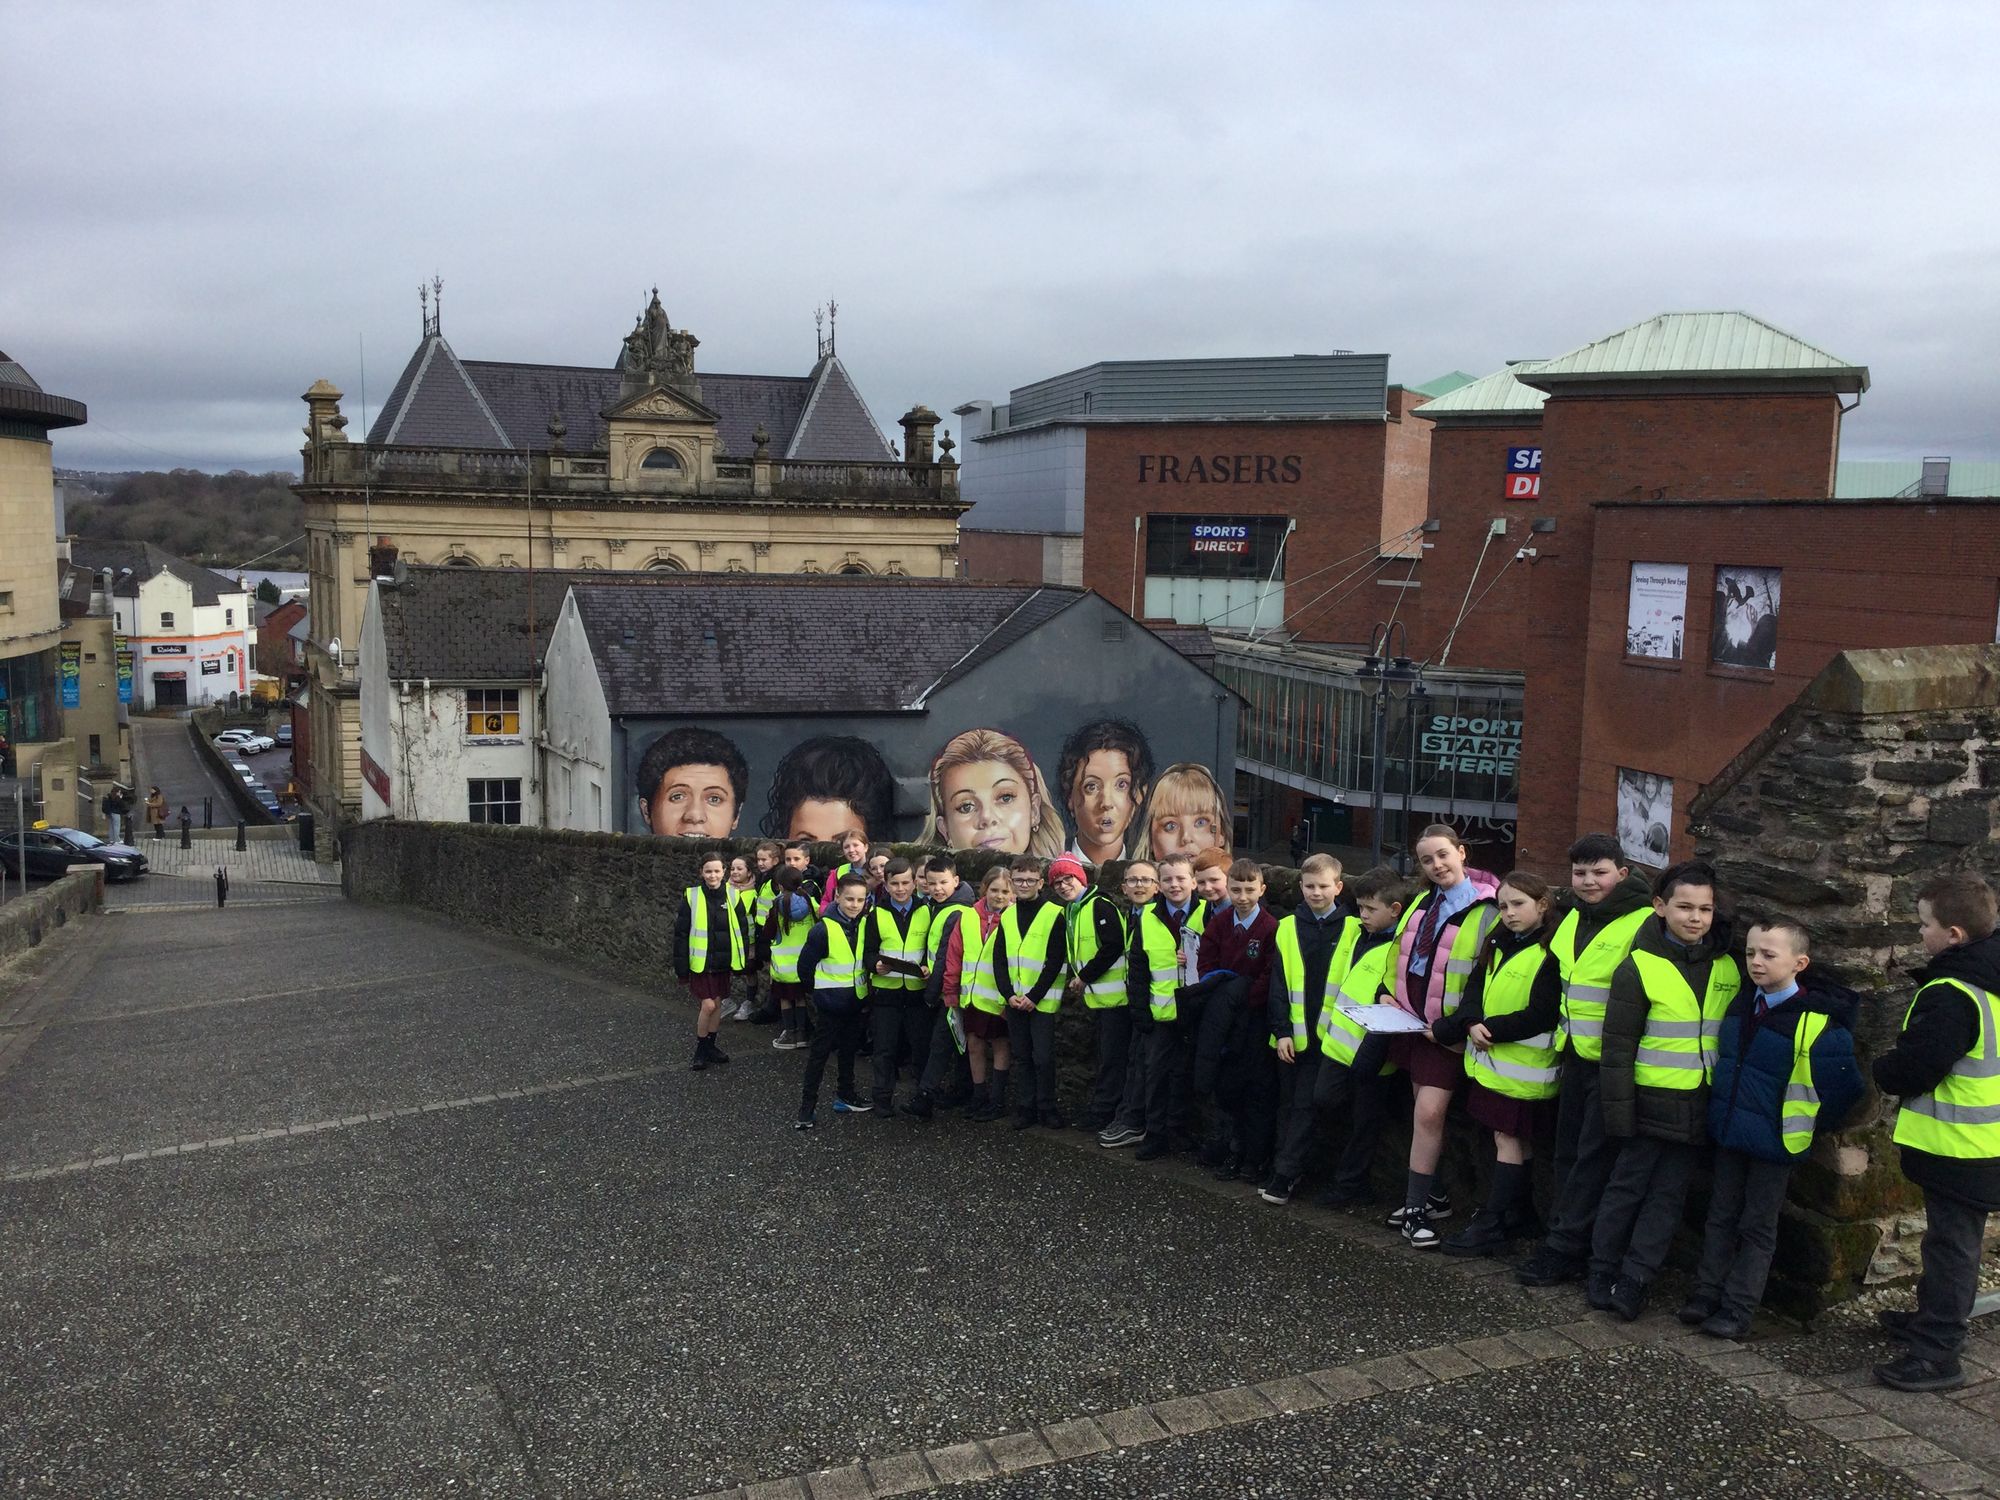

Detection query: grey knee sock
(1406, 1170), (1434, 1212)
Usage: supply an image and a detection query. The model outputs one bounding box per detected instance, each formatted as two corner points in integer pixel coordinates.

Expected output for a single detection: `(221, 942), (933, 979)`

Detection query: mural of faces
(759, 735), (897, 843)
(1056, 718), (1155, 867)
(635, 726), (748, 839)
(928, 727), (1067, 858)
(1137, 761), (1230, 863)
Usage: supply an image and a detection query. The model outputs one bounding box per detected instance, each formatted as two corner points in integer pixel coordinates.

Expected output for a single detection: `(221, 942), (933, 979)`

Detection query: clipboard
(1334, 1002), (1428, 1036)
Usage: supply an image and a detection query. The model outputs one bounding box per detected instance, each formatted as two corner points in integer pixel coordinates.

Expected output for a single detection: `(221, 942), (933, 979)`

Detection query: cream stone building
(0, 349), (87, 803)
(294, 289), (965, 827)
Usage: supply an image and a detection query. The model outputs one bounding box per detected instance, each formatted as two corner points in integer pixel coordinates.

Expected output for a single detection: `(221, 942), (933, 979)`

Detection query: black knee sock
(1486, 1160), (1525, 1215)
(1405, 1169), (1434, 1212)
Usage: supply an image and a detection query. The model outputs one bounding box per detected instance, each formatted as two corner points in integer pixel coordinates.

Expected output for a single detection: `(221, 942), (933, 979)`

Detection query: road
(0, 897), (1990, 1497)
(130, 716), (291, 833)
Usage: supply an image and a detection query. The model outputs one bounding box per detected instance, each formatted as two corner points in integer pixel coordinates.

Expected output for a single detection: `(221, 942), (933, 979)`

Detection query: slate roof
(365, 334), (894, 461)
(68, 539), (247, 606)
(371, 566), (613, 681)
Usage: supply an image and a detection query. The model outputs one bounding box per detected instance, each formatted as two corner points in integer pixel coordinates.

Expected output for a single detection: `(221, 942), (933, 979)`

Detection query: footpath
(0, 894), (1997, 1498)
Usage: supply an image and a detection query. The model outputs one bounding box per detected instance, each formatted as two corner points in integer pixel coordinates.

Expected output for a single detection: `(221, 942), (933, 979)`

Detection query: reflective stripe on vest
(1780, 1011), (1831, 1155)
(755, 876), (778, 927)
(1551, 906), (1650, 1061)
(813, 918), (868, 998)
(1894, 980), (2000, 1157)
(684, 886), (746, 974)
(871, 903), (932, 992)
(1318, 939), (1399, 1073)
(1137, 904), (1182, 1022)
(1002, 901), (1065, 1012)
(1276, 914), (1359, 1050)
(769, 906), (813, 984)
(1625, 949), (1742, 1091)
(961, 918), (1006, 1015)
(1464, 942), (1560, 1100)
(1068, 891), (1130, 1009)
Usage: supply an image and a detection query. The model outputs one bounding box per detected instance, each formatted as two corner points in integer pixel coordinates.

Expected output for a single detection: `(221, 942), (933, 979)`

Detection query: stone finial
(547, 408), (567, 454)
(939, 430), (956, 463)
(302, 380), (348, 449)
(899, 404), (940, 466)
(752, 423), (770, 458)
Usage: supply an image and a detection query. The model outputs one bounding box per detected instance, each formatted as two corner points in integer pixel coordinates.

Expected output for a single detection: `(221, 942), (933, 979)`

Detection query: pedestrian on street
(145, 786), (168, 839)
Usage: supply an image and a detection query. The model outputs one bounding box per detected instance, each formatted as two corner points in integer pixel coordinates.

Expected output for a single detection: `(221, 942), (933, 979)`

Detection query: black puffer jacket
(1600, 913), (1736, 1144)
(1874, 932), (2000, 1210)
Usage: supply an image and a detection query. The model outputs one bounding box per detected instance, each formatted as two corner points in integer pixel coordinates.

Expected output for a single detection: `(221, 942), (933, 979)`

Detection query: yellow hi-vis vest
(1551, 906), (1650, 1062)
(754, 874), (779, 927)
(1319, 937), (1400, 1073)
(812, 917), (869, 1000)
(1464, 942), (1560, 1101)
(1002, 900), (1065, 1014)
(769, 902), (814, 984)
(1137, 902), (1184, 1022)
(1782, 1011), (1832, 1156)
(870, 902), (932, 994)
(683, 886), (746, 974)
(1624, 949), (1741, 1090)
(960, 914), (1006, 1016)
(1273, 912), (1359, 1051)
(1068, 890), (1130, 1010)
(1893, 979), (2000, 1160)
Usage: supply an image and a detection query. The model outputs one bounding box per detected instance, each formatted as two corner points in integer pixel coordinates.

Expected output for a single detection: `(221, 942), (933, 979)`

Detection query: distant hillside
(64, 469), (304, 568)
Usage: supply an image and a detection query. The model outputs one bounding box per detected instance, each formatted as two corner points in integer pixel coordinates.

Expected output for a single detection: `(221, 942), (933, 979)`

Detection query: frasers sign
(1190, 523), (1251, 556)
(1138, 454), (1302, 484)
(1421, 714), (1522, 776)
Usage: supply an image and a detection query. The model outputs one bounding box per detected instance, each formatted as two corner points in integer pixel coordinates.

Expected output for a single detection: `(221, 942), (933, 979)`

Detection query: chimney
(899, 404), (940, 466)
(90, 569), (113, 616)
(369, 536), (400, 580)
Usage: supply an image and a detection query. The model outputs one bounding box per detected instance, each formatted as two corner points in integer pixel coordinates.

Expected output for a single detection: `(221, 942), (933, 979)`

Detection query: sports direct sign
(1190, 522), (1251, 555)
(1505, 446), (1542, 500)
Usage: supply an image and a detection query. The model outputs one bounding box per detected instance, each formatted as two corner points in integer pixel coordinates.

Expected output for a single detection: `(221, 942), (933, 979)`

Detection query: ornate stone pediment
(602, 385), (718, 425)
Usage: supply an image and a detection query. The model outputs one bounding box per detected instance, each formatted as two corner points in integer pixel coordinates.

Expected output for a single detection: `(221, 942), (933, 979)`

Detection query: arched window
(640, 448), (682, 471)
(445, 555), (477, 567)
(837, 562), (870, 575)
(647, 556), (686, 572)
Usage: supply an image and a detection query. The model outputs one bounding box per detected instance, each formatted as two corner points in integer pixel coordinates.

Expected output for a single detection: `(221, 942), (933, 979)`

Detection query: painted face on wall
(1068, 749), (1137, 865)
(643, 762), (740, 839)
(788, 797), (866, 843)
(1150, 804), (1224, 860)
(941, 759), (1033, 853)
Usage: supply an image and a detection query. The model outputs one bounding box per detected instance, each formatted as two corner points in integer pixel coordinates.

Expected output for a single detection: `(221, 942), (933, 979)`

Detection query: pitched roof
(68, 538), (247, 606)
(1410, 365), (1549, 420)
(1834, 460), (2000, 498)
(1408, 370), (1478, 400)
(371, 566), (611, 682)
(786, 357), (896, 460)
(1518, 312), (1868, 392)
(365, 336), (894, 460)
(570, 577), (1074, 715)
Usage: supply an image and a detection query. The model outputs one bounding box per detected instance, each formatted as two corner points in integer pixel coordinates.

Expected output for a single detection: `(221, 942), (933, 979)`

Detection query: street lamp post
(1356, 621), (1427, 873)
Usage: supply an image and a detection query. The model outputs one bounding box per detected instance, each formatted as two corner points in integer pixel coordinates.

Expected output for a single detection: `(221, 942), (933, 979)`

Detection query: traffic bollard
(203, 795), (213, 830)
(235, 820), (247, 852)
(179, 812), (192, 850)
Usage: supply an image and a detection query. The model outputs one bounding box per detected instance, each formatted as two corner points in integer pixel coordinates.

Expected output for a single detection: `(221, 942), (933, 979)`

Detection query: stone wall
(1690, 642), (2000, 1298)
(0, 868), (103, 963)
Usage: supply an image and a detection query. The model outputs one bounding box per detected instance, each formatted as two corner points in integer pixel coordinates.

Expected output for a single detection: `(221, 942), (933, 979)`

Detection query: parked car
(215, 729), (275, 754)
(275, 724), (294, 747)
(0, 826), (148, 882)
(215, 729), (256, 747)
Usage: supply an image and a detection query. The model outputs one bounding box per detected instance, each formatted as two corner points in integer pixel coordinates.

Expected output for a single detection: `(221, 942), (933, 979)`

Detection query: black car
(0, 826), (149, 882)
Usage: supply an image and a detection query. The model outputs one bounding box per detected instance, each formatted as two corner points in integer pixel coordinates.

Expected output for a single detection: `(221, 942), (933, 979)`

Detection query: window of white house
(160, 612), (175, 630)
(225, 608), (234, 626)
(468, 778), (522, 825)
(465, 688), (520, 736)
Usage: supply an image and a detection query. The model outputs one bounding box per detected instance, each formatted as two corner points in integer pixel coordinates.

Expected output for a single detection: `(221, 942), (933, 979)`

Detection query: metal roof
(1834, 460), (2000, 498)
(1408, 370), (1478, 400)
(1407, 365), (1549, 419)
(1518, 312), (1868, 392)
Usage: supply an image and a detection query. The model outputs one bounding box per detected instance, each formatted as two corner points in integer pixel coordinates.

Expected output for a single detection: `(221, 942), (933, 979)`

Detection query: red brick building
(956, 357), (1456, 645)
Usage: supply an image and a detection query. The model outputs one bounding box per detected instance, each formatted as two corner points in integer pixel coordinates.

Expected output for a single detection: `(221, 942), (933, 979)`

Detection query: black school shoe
(1515, 1245), (1587, 1287)
(1441, 1211), (1509, 1259)
(1585, 1271), (1616, 1312)
(1678, 1295), (1720, 1327)
(1699, 1309), (1753, 1340)
(1259, 1175), (1297, 1206)
(1135, 1135), (1170, 1162)
(1608, 1277), (1648, 1322)
(1873, 1353), (1966, 1392)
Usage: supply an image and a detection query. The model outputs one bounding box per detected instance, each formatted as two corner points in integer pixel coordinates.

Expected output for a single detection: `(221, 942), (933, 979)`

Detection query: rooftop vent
(1921, 456), (1951, 497)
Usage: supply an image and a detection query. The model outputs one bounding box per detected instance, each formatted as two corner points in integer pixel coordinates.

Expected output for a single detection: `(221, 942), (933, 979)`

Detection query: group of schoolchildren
(672, 823), (2000, 1395)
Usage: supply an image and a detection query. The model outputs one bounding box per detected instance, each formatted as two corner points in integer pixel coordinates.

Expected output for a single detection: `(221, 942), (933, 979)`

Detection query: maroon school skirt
(962, 1008), (1009, 1042)
(770, 980), (808, 1004)
(1388, 1033), (1465, 1093)
(688, 971), (732, 1002)
(1465, 1076), (1551, 1140)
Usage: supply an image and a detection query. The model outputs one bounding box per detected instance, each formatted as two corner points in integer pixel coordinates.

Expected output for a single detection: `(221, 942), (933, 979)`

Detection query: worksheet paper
(1334, 1003), (1429, 1035)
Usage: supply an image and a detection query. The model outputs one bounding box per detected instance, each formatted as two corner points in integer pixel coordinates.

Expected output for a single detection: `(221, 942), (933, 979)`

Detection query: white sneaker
(731, 1001), (754, 1022)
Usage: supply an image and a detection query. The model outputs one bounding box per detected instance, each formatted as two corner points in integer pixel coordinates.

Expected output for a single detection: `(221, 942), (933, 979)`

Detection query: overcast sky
(4, 1), (1996, 475)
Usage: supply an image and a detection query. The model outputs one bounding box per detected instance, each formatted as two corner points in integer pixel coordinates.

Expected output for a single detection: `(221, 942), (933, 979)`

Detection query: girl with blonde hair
(928, 728), (1066, 858)
(1136, 762), (1231, 863)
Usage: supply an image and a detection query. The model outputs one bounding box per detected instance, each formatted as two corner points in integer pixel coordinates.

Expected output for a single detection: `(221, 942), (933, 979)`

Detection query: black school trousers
(801, 1008), (866, 1110)
(1694, 1147), (1795, 1321)
(871, 995), (932, 1105)
(1545, 1051), (1623, 1261)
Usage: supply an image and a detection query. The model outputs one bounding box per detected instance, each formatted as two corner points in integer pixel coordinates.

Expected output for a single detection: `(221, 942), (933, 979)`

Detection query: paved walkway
(126, 830), (339, 886)
(129, 714), (242, 824)
(1, 897), (1997, 1497)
